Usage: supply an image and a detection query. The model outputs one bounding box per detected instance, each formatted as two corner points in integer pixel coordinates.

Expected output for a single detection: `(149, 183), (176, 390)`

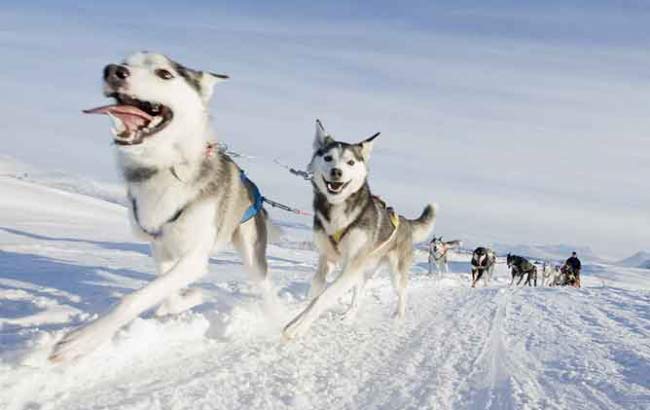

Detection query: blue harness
(240, 170), (264, 223)
(130, 169), (266, 239)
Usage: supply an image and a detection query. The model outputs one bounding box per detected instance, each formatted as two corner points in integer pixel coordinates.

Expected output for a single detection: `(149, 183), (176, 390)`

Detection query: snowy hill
(618, 251), (650, 270)
(0, 155), (126, 206)
(1, 169), (650, 410)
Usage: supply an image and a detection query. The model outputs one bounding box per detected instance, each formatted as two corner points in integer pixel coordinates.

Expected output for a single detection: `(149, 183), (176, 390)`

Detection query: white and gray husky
(50, 52), (272, 361)
(541, 261), (563, 287)
(283, 120), (437, 340)
(428, 236), (462, 278)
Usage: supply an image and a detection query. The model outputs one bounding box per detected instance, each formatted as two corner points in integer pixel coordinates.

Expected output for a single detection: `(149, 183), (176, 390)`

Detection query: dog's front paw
(282, 317), (309, 341)
(49, 321), (114, 363)
(155, 289), (203, 317)
(282, 323), (299, 341)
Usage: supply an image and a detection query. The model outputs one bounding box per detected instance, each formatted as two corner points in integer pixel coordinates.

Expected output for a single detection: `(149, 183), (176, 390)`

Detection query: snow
(1, 166), (649, 410)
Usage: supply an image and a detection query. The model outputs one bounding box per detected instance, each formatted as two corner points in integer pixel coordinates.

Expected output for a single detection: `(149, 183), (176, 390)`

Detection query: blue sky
(1, 1), (649, 258)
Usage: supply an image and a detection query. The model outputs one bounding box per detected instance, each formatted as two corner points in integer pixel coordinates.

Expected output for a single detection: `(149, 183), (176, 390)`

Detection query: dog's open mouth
(83, 93), (173, 146)
(323, 177), (350, 194)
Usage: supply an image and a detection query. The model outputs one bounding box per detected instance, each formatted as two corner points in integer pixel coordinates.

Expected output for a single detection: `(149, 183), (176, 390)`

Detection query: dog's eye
(324, 155), (333, 162)
(155, 69), (174, 80)
(347, 160), (355, 166)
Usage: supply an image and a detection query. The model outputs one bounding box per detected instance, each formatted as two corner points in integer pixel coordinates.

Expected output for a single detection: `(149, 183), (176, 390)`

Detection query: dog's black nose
(103, 64), (130, 84)
(330, 168), (342, 179)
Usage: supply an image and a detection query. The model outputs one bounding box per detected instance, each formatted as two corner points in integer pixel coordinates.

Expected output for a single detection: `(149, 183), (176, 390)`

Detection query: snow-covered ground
(1, 168), (649, 410)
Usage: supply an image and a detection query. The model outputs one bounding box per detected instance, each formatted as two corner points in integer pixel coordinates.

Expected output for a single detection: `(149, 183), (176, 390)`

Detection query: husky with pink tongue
(50, 51), (274, 362)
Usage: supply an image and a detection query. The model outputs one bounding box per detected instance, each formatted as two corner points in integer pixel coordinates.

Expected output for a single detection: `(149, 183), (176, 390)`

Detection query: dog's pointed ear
(199, 72), (229, 103)
(171, 60), (228, 104)
(314, 119), (334, 151)
(359, 132), (380, 161)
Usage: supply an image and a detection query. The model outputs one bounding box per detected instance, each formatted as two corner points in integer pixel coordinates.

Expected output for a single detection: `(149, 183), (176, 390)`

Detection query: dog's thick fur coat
(429, 237), (462, 278)
(283, 120), (436, 340)
(471, 247), (496, 287)
(50, 52), (270, 361)
(507, 254), (537, 287)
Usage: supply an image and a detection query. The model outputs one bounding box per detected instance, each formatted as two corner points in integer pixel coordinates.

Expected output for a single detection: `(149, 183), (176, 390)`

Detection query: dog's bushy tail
(408, 203), (438, 243)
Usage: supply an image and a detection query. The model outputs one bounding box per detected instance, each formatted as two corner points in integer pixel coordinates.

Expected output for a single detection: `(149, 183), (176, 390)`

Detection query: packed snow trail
(1, 175), (650, 410)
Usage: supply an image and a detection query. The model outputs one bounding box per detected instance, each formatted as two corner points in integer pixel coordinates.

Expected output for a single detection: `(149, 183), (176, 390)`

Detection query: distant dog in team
(282, 120), (437, 340)
(541, 261), (562, 286)
(50, 52), (272, 361)
(470, 247), (496, 287)
(428, 236), (462, 278)
(507, 254), (537, 286)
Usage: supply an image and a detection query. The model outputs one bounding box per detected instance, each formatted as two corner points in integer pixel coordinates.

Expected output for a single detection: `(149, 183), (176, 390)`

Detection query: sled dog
(50, 52), (271, 361)
(428, 236), (462, 278)
(507, 254), (537, 287)
(541, 261), (562, 286)
(470, 247), (496, 287)
(283, 120), (437, 339)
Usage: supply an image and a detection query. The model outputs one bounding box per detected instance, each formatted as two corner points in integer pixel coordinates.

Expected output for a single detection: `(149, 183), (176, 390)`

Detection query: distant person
(564, 252), (582, 288)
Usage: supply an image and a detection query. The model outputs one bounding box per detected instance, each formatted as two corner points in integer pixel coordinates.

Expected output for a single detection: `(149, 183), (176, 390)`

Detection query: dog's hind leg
(395, 261), (410, 319)
(234, 211), (283, 318)
(388, 252), (411, 318)
(233, 212), (271, 293)
(526, 269), (536, 286)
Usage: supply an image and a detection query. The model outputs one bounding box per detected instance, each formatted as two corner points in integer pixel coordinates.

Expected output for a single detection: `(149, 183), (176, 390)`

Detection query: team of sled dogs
(47, 52), (564, 361)
(49, 51), (436, 361)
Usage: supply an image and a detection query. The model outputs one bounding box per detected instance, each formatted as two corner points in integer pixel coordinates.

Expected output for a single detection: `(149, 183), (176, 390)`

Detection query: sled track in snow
(333, 284), (532, 410)
(457, 288), (515, 409)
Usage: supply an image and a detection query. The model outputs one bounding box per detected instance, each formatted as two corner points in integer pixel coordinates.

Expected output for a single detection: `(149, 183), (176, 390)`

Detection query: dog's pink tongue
(84, 105), (152, 132)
